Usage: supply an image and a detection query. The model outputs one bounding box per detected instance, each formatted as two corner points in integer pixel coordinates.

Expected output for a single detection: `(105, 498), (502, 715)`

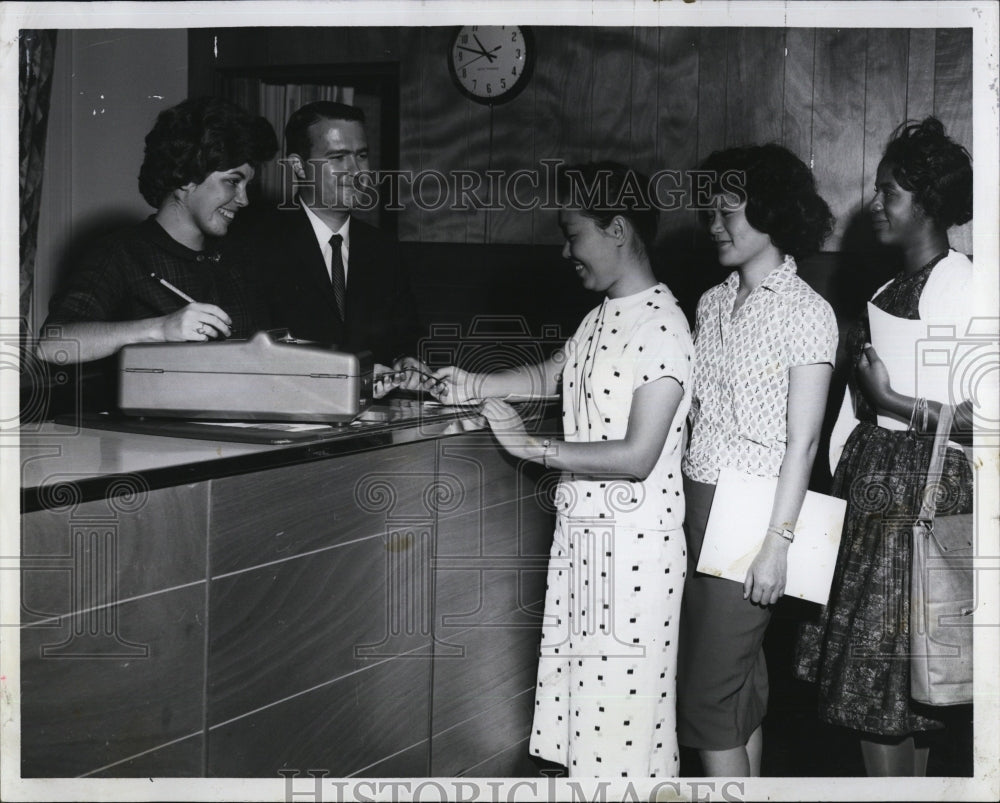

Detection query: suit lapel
(289, 206), (341, 316)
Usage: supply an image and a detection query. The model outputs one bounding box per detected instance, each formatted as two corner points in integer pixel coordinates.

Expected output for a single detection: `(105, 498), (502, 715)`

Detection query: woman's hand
(430, 366), (480, 404)
(392, 356), (440, 393)
(372, 365), (405, 399)
(856, 343), (893, 408)
(159, 302), (231, 342)
(743, 534), (790, 606)
(481, 398), (530, 458)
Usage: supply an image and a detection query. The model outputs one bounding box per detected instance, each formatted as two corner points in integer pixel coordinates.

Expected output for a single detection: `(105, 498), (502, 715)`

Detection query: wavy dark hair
(556, 161), (659, 254)
(285, 101), (366, 160)
(881, 117), (973, 229)
(138, 97), (278, 208)
(698, 143), (833, 259)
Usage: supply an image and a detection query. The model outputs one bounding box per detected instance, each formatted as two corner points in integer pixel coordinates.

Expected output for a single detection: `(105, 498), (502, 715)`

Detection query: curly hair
(284, 101), (366, 160)
(698, 143), (833, 259)
(881, 117), (973, 229)
(556, 161), (659, 254)
(138, 97), (278, 208)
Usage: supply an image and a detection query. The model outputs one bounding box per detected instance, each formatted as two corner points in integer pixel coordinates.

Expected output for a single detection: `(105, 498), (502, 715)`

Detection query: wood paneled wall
(190, 26), (973, 252)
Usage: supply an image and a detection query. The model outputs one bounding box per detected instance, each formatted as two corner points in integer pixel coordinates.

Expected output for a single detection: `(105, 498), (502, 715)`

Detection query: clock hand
(457, 45), (489, 57)
(472, 34), (498, 62)
(457, 50), (491, 67)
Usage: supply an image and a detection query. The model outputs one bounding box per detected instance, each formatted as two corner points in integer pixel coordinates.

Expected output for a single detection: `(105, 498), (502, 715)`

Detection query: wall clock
(448, 25), (535, 105)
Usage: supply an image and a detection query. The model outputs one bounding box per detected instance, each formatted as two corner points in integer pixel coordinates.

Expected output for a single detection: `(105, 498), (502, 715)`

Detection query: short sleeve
(786, 293), (838, 367)
(630, 313), (692, 393)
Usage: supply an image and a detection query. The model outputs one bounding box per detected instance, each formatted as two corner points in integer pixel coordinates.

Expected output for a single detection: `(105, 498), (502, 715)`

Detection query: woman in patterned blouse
(677, 144), (838, 776)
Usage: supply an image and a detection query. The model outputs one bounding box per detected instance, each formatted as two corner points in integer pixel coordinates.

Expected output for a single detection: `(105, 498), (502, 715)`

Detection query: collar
(301, 203), (351, 253)
(604, 282), (668, 314)
(141, 216), (223, 264)
(723, 254), (798, 296)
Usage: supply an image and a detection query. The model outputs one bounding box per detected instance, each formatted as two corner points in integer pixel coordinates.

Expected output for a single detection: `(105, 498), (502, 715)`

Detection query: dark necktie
(328, 233), (346, 320)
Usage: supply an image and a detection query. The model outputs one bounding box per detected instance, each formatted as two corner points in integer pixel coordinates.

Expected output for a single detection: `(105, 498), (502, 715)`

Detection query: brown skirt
(676, 476), (772, 750)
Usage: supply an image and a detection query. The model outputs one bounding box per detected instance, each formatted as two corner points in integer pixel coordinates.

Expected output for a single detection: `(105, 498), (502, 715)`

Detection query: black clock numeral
(461, 34), (468, 44)
(511, 66), (518, 76)
(487, 83), (493, 94)
(516, 48), (521, 58)
(472, 79), (477, 89)
(501, 78), (507, 89)
(462, 68), (467, 78)
(511, 31), (517, 41)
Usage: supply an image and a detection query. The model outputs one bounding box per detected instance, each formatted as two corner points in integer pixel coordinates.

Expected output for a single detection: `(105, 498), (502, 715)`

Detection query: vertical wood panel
(933, 28), (973, 255)
(696, 28), (728, 163)
(630, 26), (660, 177)
(532, 27), (595, 245)
(725, 28), (785, 147)
(782, 28), (816, 165)
(811, 30), (868, 250)
(591, 27), (635, 165)
(906, 29), (937, 122)
(463, 101), (492, 244)
(863, 30), (909, 213)
(655, 27), (700, 238)
(397, 28), (423, 241)
(414, 27), (469, 242)
(489, 58), (536, 244)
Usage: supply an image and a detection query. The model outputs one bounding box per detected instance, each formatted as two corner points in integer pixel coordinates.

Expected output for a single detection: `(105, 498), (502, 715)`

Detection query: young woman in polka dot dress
(433, 162), (694, 777)
(677, 144), (838, 776)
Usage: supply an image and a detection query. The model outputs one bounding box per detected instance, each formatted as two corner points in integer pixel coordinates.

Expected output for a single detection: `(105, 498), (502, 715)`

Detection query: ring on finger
(196, 324), (206, 335)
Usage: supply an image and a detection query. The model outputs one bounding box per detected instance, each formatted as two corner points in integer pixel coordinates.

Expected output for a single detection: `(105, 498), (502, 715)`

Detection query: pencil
(150, 272), (196, 304)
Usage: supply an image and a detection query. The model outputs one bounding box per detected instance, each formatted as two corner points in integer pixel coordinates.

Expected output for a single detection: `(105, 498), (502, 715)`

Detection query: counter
(19, 398), (559, 778)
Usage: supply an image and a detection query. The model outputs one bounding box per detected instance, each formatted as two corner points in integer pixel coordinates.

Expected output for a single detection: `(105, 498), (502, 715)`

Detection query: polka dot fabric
(529, 283), (693, 777)
(682, 257), (838, 483)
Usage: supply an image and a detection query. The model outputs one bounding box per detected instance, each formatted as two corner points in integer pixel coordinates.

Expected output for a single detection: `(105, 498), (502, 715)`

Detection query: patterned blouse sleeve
(631, 313), (692, 393)
(787, 292), (838, 367)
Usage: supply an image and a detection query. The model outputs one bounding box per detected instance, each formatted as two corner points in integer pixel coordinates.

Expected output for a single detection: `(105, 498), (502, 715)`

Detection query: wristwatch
(768, 525), (795, 543)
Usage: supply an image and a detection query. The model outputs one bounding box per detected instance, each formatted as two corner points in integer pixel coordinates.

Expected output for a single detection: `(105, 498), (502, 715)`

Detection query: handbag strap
(916, 403), (955, 525)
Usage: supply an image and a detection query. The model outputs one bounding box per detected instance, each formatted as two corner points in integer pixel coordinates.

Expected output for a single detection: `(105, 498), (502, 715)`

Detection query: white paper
(696, 468), (847, 604)
(867, 303), (961, 431)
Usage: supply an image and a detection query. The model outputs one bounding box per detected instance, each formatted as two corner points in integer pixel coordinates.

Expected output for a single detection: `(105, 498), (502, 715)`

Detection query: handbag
(909, 402), (974, 706)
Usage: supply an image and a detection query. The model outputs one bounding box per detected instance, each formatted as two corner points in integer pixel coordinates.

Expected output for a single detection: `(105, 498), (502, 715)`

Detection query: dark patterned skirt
(793, 421), (973, 736)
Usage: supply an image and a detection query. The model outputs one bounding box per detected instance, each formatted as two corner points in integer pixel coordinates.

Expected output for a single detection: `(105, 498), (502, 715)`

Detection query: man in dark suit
(258, 101), (424, 384)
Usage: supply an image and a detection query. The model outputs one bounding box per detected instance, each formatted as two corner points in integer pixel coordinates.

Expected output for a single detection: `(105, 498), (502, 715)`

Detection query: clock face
(448, 26), (534, 104)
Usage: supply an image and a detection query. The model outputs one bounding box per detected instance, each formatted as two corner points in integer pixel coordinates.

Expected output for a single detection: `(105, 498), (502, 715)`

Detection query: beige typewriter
(118, 330), (373, 422)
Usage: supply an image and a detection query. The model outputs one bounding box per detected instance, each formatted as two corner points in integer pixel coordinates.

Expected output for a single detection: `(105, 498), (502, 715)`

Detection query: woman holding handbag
(677, 144), (838, 776)
(794, 117), (975, 776)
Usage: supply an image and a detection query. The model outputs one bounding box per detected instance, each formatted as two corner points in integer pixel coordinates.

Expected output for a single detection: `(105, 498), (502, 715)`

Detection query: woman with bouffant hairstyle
(794, 117), (974, 776)
(678, 143), (838, 776)
(38, 97), (277, 364)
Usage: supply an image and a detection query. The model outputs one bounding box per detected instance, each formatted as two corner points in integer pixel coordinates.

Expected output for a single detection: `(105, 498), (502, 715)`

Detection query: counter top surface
(19, 397), (557, 511)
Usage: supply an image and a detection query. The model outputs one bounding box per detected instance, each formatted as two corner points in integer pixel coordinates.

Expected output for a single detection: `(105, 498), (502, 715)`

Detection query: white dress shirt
(301, 204), (351, 285)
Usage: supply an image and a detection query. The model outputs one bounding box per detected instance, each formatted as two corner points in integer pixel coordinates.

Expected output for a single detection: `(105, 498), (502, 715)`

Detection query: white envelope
(696, 468), (847, 604)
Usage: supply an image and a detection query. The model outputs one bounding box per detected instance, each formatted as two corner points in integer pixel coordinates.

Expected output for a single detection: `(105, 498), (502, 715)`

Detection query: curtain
(19, 30), (57, 335)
